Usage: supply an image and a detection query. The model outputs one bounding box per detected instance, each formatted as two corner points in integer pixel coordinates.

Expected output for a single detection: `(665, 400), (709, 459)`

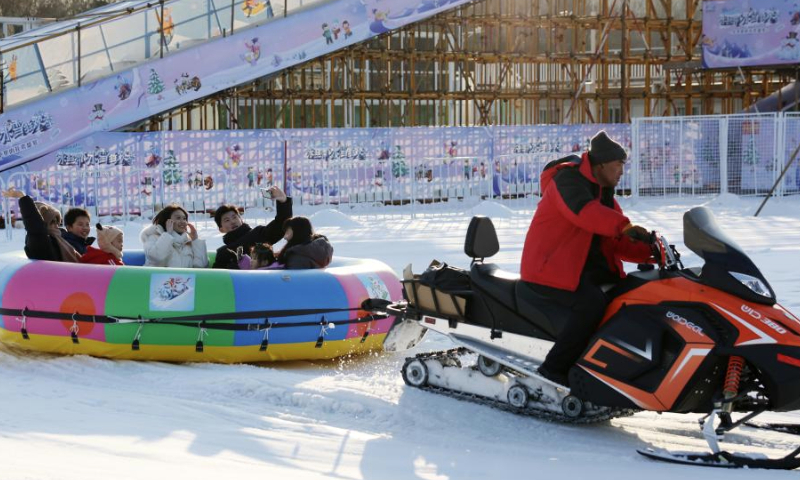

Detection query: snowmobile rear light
(730, 272), (772, 299)
(777, 353), (800, 369)
(423, 316), (436, 325)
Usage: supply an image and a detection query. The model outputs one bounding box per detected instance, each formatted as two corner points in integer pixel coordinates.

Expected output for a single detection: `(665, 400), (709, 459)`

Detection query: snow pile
(1, 195), (800, 479)
(702, 192), (756, 212)
(308, 209), (365, 228)
(470, 200), (518, 218)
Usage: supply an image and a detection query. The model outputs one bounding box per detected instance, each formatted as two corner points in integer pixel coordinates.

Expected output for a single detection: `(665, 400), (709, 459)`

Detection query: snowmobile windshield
(683, 207), (776, 305)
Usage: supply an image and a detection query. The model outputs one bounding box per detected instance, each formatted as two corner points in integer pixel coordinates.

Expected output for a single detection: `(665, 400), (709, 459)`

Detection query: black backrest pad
(464, 216), (500, 258)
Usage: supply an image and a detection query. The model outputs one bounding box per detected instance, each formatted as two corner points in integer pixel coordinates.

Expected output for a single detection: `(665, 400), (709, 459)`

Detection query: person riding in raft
(141, 204), (208, 268)
(212, 185), (292, 269)
(18, 195), (80, 263)
(61, 207), (95, 255)
(80, 224), (124, 266)
(277, 216), (333, 270)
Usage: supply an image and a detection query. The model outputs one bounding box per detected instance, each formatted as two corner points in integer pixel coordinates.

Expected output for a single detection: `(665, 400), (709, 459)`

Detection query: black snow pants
(523, 273), (611, 376)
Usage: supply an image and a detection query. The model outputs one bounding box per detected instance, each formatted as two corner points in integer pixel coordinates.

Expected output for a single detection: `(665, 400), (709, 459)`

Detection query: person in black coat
(276, 216), (333, 270)
(212, 186), (292, 269)
(19, 195), (81, 262)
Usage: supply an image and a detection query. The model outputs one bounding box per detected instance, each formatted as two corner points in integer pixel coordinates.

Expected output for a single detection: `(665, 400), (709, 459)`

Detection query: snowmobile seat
(469, 263), (518, 309)
(464, 216), (499, 259)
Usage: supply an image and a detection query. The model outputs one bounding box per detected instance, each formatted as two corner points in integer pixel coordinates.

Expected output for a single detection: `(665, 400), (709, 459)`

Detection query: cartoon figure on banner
(247, 167), (256, 187)
(141, 175), (154, 196)
(89, 104), (108, 129)
(322, 23), (334, 44)
(155, 8), (175, 46)
(332, 21), (342, 40)
(223, 144), (243, 170)
(188, 170), (203, 189)
(265, 168), (273, 186)
(145, 146), (162, 168)
(162, 149), (182, 186)
(174, 73), (201, 95)
(778, 32), (800, 61)
(391, 145), (408, 178)
(342, 20), (352, 39)
(139, 68), (165, 106)
(241, 38), (262, 66)
(369, 9), (390, 34)
(114, 75), (132, 100)
(377, 143), (390, 160)
(446, 140), (458, 157)
(204, 175), (214, 190)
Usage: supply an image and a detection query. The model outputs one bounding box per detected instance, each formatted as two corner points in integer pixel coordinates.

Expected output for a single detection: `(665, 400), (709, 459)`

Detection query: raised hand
(269, 186), (287, 203)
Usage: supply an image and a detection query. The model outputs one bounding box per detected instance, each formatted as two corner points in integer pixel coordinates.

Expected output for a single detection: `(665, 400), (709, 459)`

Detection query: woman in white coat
(141, 204), (209, 268)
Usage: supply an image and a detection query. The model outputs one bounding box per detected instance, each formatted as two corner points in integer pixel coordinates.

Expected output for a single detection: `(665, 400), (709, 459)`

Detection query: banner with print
(702, 0), (800, 68)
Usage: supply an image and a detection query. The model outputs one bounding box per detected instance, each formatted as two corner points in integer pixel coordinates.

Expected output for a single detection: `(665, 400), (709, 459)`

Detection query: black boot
(537, 364), (569, 387)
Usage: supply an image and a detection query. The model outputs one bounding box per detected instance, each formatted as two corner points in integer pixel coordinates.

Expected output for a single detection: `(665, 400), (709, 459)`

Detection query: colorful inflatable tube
(0, 251), (401, 363)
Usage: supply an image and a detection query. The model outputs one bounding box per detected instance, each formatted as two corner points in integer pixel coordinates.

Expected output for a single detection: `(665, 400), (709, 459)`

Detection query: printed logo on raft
(741, 304), (787, 335)
(666, 310), (705, 336)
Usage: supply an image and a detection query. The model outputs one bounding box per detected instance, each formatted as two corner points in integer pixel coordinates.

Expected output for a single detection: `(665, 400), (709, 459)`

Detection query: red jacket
(520, 153), (651, 291)
(80, 246), (124, 266)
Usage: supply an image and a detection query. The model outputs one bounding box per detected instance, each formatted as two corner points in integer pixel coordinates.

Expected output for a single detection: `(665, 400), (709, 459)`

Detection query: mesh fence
(782, 113), (800, 196)
(4, 115), (800, 228)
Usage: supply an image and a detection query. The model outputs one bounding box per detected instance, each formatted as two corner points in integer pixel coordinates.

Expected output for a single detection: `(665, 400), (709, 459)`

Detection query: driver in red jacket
(519, 131), (653, 387)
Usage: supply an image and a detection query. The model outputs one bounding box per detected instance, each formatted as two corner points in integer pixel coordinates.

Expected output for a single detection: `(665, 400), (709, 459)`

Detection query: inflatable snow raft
(0, 251), (401, 363)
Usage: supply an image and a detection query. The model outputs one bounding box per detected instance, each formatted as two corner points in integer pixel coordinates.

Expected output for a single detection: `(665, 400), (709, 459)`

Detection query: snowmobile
(374, 207), (800, 470)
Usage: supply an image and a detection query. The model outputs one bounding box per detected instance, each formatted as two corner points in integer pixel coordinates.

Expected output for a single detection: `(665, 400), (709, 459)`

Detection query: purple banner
(0, 125), (632, 213)
(0, 0), (475, 171)
(702, 0), (800, 68)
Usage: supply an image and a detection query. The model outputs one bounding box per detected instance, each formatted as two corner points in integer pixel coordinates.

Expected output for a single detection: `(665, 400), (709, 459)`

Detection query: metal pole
(754, 140), (800, 217)
(77, 24), (82, 86)
(720, 116), (728, 195)
(159, 0), (165, 59)
(0, 49), (4, 113)
(230, 0), (235, 34)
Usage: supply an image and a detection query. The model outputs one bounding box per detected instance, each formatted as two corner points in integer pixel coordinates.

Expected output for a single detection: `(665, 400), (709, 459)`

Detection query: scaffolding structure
(144, 0), (800, 130)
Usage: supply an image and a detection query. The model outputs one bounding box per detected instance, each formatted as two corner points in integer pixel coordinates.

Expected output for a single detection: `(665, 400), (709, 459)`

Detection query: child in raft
(80, 224), (124, 266)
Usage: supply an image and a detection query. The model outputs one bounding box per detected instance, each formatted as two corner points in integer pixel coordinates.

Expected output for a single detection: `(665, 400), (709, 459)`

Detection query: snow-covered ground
(2, 195), (800, 479)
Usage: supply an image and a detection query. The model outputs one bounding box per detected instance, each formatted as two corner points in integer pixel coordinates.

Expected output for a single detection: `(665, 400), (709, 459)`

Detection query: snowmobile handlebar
(650, 233), (682, 271)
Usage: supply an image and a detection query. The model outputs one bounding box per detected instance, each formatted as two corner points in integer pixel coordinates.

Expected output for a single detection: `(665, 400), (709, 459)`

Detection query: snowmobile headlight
(730, 272), (772, 299)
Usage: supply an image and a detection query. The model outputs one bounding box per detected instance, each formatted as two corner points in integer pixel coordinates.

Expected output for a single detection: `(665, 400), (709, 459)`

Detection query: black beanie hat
(588, 131), (627, 165)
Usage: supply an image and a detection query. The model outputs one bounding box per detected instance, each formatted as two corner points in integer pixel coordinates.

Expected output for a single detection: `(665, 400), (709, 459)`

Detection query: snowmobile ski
(637, 447), (800, 470)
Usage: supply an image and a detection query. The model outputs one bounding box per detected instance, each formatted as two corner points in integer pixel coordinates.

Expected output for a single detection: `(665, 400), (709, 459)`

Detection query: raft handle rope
(195, 323), (208, 353)
(70, 313), (79, 344)
(18, 308), (29, 340)
(259, 318), (271, 352)
(131, 316), (144, 351)
(316, 315), (334, 349)
(361, 314), (375, 343)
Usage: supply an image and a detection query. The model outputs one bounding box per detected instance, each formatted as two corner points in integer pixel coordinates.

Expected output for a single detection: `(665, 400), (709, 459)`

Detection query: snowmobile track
(405, 348), (637, 425)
